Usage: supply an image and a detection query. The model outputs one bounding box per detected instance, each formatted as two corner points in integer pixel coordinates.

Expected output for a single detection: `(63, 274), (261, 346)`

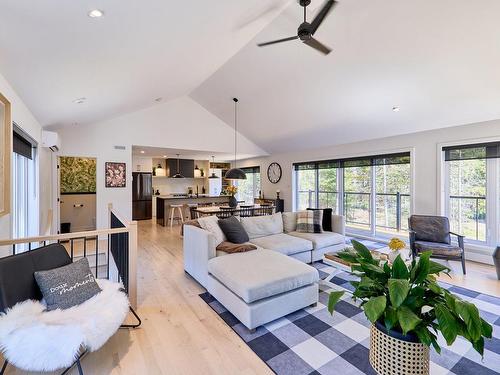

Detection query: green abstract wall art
(60, 157), (96, 194)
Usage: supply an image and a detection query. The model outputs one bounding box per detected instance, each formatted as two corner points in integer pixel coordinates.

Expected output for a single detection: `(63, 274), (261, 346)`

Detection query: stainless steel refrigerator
(132, 172), (152, 220)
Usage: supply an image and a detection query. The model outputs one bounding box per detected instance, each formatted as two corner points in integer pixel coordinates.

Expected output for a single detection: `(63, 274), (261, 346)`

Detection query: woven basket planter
(369, 323), (429, 375)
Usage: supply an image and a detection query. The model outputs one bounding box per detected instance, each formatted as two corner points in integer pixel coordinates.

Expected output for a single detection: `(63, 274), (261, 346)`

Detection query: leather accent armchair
(408, 215), (466, 274)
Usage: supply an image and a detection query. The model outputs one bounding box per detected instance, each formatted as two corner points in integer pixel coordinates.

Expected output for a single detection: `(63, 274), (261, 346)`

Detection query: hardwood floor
(4, 220), (499, 374)
(5, 220), (272, 375)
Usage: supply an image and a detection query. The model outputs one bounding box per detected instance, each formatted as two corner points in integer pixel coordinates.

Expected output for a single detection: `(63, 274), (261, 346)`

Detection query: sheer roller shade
(240, 166), (260, 174)
(293, 152), (410, 170)
(443, 142), (500, 161)
(13, 129), (34, 160)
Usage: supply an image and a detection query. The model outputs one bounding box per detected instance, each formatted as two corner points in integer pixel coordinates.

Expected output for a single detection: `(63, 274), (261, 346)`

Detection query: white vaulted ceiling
(0, 0), (290, 127)
(2, 0), (500, 153)
(191, 0), (500, 153)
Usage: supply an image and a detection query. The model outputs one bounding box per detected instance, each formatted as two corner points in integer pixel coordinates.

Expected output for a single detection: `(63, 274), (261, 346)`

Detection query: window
(443, 143), (499, 244)
(344, 162), (371, 231)
(236, 167), (261, 204)
(294, 152), (411, 237)
(12, 125), (38, 246)
(375, 162), (411, 235)
(296, 166), (317, 211)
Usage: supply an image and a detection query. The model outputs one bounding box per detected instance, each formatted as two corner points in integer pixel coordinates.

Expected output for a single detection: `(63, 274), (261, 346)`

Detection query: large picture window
(443, 143), (499, 244)
(294, 152), (411, 237)
(236, 167), (261, 204)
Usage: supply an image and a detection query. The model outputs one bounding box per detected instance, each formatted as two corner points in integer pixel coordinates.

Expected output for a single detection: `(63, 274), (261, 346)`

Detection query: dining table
(191, 204), (275, 219)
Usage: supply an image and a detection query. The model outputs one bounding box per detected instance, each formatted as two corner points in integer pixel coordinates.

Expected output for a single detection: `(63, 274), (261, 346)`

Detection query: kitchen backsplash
(152, 177), (207, 195)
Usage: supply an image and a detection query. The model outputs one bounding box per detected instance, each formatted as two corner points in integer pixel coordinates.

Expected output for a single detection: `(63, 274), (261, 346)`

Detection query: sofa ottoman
(207, 249), (319, 330)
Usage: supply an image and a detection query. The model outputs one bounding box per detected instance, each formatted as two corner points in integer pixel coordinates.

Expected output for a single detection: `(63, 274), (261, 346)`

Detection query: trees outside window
(296, 169), (317, 210)
(236, 167), (261, 204)
(344, 166), (371, 231)
(375, 163), (411, 235)
(294, 152), (411, 237)
(318, 168), (337, 211)
(443, 144), (491, 243)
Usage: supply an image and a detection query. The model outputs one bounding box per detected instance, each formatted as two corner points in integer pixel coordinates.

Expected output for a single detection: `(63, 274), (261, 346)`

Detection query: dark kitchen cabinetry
(166, 158), (194, 178)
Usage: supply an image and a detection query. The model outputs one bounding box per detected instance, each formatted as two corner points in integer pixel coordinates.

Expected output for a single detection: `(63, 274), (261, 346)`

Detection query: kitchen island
(156, 195), (230, 226)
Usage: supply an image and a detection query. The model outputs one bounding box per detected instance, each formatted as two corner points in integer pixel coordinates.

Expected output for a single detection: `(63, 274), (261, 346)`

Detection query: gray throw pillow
(34, 258), (102, 311)
(218, 216), (250, 244)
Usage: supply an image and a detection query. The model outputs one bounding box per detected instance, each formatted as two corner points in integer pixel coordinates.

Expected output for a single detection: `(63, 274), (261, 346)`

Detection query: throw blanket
(0, 279), (129, 372)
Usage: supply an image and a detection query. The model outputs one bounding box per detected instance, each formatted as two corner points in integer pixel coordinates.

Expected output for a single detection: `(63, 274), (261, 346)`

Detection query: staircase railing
(0, 204), (138, 309)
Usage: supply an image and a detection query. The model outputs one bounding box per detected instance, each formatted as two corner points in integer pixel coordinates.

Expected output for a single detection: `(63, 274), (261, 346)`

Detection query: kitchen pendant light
(225, 98), (246, 180)
(173, 153), (184, 178)
(208, 156), (219, 179)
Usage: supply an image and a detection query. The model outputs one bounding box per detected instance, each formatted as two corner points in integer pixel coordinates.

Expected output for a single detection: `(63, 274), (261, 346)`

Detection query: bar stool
(185, 203), (198, 220)
(168, 204), (184, 228)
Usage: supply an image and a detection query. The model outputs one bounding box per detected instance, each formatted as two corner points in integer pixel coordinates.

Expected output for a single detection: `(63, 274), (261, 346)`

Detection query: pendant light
(225, 98), (247, 180)
(208, 156), (219, 179)
(173, 153), (184, 178)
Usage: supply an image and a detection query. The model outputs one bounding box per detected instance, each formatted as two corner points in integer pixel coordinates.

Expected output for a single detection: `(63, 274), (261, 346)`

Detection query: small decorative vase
(370, 322), (429, 375)
(228, 195), (238, 208)
(388, 250), (401, 263)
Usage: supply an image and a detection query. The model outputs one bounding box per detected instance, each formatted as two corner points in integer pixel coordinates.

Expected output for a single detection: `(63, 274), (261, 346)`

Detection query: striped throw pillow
(296, 210), (323, 233)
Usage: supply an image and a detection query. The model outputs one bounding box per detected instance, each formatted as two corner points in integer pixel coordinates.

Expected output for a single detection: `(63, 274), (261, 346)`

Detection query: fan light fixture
(173, 154), (184, 178)
(225, 98), (246, 180)
(208, 156), (219, 179)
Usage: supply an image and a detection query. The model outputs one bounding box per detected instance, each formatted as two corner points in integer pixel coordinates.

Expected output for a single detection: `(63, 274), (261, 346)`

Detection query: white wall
(0, 73), (50, 246)
(57, 96), (267, 229)
(60, 194), (96, 232)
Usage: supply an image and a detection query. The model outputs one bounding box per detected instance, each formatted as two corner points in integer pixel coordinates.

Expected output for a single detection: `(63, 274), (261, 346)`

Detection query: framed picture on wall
(105, 162), (126, 188)
(0, 92), (12, 217)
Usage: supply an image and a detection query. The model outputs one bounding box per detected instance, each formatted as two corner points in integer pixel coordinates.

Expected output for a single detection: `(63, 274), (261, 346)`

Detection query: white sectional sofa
(184, 212), (346, 288)
(183, 212), (346, 330)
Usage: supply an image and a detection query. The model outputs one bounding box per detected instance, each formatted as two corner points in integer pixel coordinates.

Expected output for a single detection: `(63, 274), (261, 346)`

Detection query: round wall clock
(267, 162), (282, 184)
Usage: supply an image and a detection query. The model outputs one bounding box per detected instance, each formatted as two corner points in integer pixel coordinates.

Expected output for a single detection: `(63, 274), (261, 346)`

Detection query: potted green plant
(328, 240), (493, 375)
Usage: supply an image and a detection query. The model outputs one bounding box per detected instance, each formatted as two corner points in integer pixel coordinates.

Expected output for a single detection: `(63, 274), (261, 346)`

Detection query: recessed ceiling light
(73, 97), (86, 104)
(88, 9), (104, 18)
(392, 106), (400, 112)
(163, 155), (167, 158)
(140, 150), (145, 154)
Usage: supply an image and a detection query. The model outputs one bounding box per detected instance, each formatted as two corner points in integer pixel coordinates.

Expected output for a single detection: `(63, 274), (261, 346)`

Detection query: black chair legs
(120, 306), (142, 329)
(461, 255), (467, 275)
(76, 359), (84, 375)
(1, 360), (8, 375)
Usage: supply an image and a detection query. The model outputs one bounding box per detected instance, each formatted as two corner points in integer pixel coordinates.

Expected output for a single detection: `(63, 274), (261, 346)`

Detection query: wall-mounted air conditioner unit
(41, 130), (60, 152)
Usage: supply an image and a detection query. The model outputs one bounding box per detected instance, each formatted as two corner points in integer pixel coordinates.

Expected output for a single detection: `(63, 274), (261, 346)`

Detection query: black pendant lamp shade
(173, 153), (184, 178)
(225, 98), (246, 180)
(208, 156), (219, 179)
(225, 167), (247, 180)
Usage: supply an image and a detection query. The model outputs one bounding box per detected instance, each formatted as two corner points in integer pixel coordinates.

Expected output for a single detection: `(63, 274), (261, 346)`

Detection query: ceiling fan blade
(310, 0), (337, 35)
(304, 37), (332, 55)
(257, 36), (298, 47)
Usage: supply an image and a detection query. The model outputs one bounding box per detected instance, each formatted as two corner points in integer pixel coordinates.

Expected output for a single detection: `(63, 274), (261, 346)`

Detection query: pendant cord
(233, 98), (238, 169)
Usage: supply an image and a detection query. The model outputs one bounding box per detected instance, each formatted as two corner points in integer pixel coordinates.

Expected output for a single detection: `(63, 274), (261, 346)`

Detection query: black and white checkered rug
(199, 240), (500, 374)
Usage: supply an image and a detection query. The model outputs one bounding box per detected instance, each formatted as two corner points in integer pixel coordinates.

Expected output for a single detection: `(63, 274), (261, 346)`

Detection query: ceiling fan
(257, 0), (337, 55)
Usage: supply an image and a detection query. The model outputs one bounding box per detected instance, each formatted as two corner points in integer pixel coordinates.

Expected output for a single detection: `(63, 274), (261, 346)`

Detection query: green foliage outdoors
(328, 240), (493, 356)
(297, 160), (486, 239)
